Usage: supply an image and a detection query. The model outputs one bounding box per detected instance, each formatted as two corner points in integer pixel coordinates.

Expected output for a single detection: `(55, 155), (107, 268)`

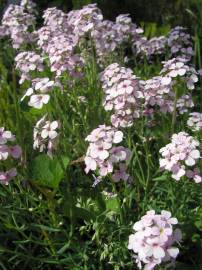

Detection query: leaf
(32, 154), (69, 189)
(106, 197), (120, 213)
(31, 224), (61, 232)
(195, 207), (202, 230)
(96, 194), (106, 212)
(57, 243), (70, 255)
(29, 107), (47, 115)
(153, 174), (169, 181)
(75, 207), (96, 221)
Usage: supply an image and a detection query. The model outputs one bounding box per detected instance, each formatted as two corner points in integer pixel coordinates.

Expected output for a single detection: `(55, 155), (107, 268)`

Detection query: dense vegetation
(0, 1), (201, 269)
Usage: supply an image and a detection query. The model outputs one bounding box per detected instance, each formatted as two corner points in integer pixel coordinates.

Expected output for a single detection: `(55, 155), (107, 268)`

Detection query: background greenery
(1, 0), (202, 29)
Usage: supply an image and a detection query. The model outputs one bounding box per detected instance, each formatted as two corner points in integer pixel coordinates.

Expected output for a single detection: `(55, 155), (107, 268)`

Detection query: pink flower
(186, 167), (202, 183)
(2, 4), (36, 49)
(0, 168), (17, 185)
(84, 156), (97, 173)
(0, 145), (10, 160)
(187, 112), (202, 131)
(15, 51), (44, 84)
(167, 26), (193, 61)
(9, 145), (22, 159)
(99, 160), (113, 176)
(161, 58), (198, 90)
(0, 127), (21, 185)
(0, 127), (15, 144)
(134, 36), (166, 59)
(112, 163), (129, 182)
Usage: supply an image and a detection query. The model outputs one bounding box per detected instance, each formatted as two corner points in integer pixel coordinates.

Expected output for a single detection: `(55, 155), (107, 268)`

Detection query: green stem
(171, 88), (178, 134)
(133, 145), (145, 183)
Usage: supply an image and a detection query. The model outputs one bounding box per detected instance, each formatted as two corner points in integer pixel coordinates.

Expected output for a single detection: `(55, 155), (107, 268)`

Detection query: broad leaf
(32, 154), (69, 189)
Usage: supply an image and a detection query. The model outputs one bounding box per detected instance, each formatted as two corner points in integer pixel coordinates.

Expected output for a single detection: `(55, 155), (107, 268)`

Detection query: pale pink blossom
(0, 168), (17, 185)
(100, 63), (143, 128)
(84, 125), (131, 180)
(187, 112), (202, 131)
(0, 128), (21, 185)
(128, 210), (181, 270)
(159, 132), (201, 182)
(167, 26), (194, 61)
(161, 58), (198, 90)
(33, 115), (60, 156)
(0, 127), (15, 144)
(28, 94), (50, 109)
(41, 121), (58, 139)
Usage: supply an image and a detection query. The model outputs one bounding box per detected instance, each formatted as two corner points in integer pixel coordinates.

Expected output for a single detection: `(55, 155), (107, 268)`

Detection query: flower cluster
(68, 4), (103, 37)
(143, 76), (173, 114)
(20, 0), (37, 14)
(0, 25), (10, 39)
(159, 132), (201, 182)
(15, 51), (44, 84)
(33, 115), (60, 156)
(167, 26), (194, 60)
(134, 36), (167, 59)
(128, 210), (181, 270)
(1, 3), (36, 48)
(35, 8), (84, 79)
(187, 112), (202, 132)
(100, 63), (143, 128)
(0, 127), (21, 185)
(133, 26), (194, 61)
(91, 20), (120, 64)
(21, 77), (55, 109)
(142, 76), (194, 116)
(92, 14), (143, 65)
(161, 58), (198, 90)
(176, 94), (194, 114)
(42, 7), (69, 30)
(84, 125), (131, 181)
(115, 14), (143, 43)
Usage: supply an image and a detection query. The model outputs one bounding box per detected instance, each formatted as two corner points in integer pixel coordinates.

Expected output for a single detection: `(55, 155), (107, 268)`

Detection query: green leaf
(106, 197), (120, 213)
(153, 174), (169, 181)
(31, 224), (61, 232)
(57, 243), (70, 255)
(75, 207), (96, 221)
(195, 207), (202, 230)
(32, 154), (69, 189)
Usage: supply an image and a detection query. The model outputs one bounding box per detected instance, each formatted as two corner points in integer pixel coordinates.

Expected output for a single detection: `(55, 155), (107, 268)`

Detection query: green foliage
(72, 0), (92, 9)
(0, 1), (202, 269)
(31, 155), (70, 189)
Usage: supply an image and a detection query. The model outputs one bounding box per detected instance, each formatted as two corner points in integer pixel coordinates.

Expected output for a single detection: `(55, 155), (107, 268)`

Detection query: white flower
(28, 94), (50, 109)
(21, 87), (33, 101)
(41, 121), (58, 139)
(33, 116), (60, 156)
